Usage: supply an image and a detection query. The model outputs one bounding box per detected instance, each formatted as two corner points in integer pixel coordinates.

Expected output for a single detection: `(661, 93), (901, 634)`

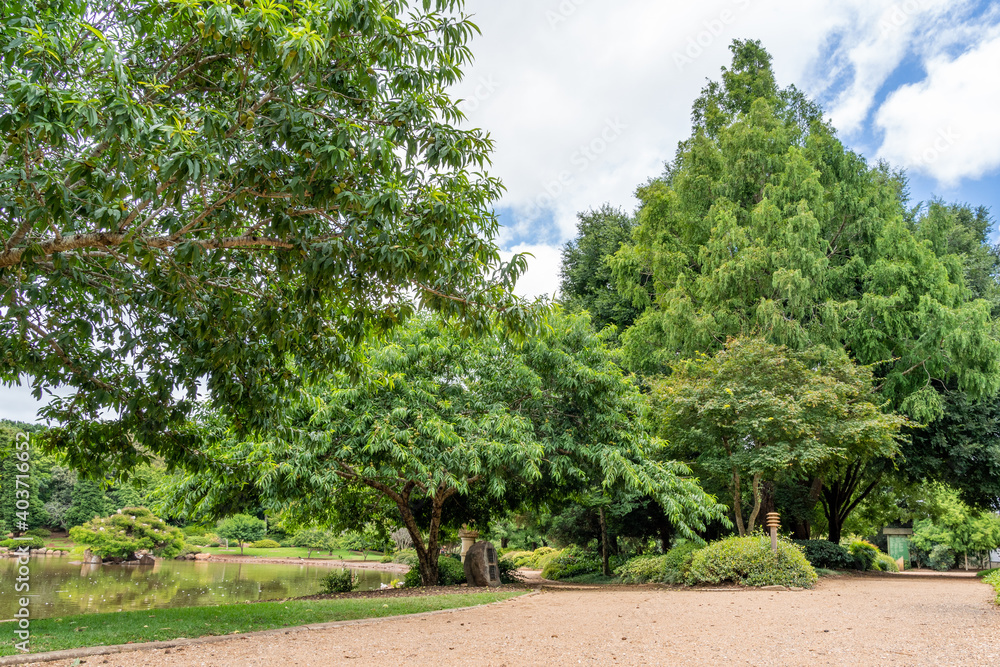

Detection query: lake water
(0, 557), (396, 620)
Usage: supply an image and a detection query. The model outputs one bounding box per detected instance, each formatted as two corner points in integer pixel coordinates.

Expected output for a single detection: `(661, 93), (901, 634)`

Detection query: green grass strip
(1, 592), (525, 657)
(983, 569), (1000, 605)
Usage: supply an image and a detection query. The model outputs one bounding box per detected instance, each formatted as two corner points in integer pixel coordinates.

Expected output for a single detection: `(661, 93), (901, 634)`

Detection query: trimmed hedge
(793, 540), (854, 570)
(686, 536), (818, 588)
(251, 539), (282, 549)
(615, 555), (669, 584)
(0, 537), (46, 550)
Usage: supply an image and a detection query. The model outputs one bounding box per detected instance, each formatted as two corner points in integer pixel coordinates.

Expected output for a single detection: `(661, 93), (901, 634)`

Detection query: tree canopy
(0, 0), (533, 474)
(611, 40), (1000, 424)
(159, 311), (728, 584)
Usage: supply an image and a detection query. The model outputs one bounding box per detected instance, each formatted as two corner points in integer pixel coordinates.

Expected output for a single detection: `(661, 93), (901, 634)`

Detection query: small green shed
(884, 527), (913, 569)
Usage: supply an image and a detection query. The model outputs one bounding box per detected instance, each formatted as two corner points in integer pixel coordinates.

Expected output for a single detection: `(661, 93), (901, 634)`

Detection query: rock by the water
(82, 549), (102, 564)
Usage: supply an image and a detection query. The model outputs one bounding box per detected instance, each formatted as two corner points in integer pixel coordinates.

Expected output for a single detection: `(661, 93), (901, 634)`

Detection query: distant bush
(182, 526), (207, 537)
(1, 537), (46, 550)
(380, 554), (393, 563)
(320, 570), (357, 594)
(497, 553), (524, 584)
(847, 540), (879, 571)
(874, 552), (900, 573)
(928, 544), (955, 571)
(503, 550), (534, 567)
(403, 554), (466, 587)
(616, 555), (669, 584)
(69, 507), (185, 560)
(540, 546), (603, 580)
(393, 549), (418, 566)
(185, 535), (210, 546)
(251, 539), (281, 549)
(686, 536), (817, 588)
(794, 540), (854, 570)
(25, 528), (51, 538)
(527, 546), (558, 568)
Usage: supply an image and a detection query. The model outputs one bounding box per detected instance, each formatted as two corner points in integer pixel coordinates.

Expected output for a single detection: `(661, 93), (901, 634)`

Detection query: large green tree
(654, 338), (907, 540)
(611, 40), (1000, 537)
(161, 312), (727, 585)
(612, 41), (1000, 422)
(0, 0), (531, 474)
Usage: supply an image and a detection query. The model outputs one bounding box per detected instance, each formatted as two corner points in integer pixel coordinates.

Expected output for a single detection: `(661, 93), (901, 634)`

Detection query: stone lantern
(458, 525), (479, 563)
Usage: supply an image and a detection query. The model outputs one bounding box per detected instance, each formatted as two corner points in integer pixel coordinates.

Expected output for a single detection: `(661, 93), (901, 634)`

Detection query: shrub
(503, 550), (533, 567)
(393, 549), (418, 566)
(380, 554), (393, 563)
(847, 540), (879, 571)
(1, 537), (46, 550)
(983, 570), (1000, 605)
(251, 539), (281, 549)
(874, 552), (900, 573)
(541, 546), (603, 580)
(25, 528), (51, 538)
(526, 546), (558, 568)
(320, 570), (357, 594)
(616, 555), (669, 584)
(664, 541), (703, 583)
(793, 540), (854, 570)
(185, 535), (209, 546)
(497, 553), (524, 584)
(403, 554), (466, 586)
(686, 536), (818, 588)
(182, 525), (207, 537)
(0, 519), (6, 535)
(69, 507), (185, 559)
(928, 544), (955, 571)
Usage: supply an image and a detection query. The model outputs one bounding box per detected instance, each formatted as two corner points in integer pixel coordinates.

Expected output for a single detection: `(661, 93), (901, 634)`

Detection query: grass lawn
(200, 546), (384, 560)
(1, 592), (525, 657)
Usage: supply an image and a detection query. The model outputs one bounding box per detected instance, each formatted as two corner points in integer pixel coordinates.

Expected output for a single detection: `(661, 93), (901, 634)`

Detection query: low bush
(185, 535), (210, 546)
(928, 544), (955, 571)
(615, 555), (668, 584)
(497, 554), (524, 584)
(983, 570), (1000, 605)
(793, 540), (854, 570)
(847, 540), (879, 571)
(686, 536), (818, 588)
(251, 539), (282, 549)
(0, 537), (46, 550)
(320, 570), (358, 594)
(182, 526), (207, 537)
(874, 552), (900, 573)
(526, 546), (558, 568)
(393, 549), (418, 566)
(403, 554), (466, 587)
(380, 554), (393, 563)
(503, 550), (534, 567)
(663, 541), (703, 583)
(25, 528), (51, 538)
(541, 546), (600, 580)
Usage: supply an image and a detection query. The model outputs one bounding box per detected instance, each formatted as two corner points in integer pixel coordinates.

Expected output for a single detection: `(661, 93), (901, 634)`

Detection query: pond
(0, 557), (396, 620)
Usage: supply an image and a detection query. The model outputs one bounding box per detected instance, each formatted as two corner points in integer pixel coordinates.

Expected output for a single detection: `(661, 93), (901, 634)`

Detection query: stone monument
(463, 541), (501, 587)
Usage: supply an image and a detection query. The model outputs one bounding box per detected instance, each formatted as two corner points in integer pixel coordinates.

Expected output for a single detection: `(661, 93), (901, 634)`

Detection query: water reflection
(0, 557), (396, 619)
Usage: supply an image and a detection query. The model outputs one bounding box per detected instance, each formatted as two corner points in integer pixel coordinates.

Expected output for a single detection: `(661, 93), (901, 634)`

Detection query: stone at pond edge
(82, 549), (102, 564)
(463, 541), (501, 587)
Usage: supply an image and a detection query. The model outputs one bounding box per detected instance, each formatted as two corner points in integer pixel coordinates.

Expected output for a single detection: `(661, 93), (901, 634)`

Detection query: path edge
(3, 590), (539, 666)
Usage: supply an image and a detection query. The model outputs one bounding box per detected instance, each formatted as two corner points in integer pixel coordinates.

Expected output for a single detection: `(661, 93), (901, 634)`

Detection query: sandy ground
(24, 575), (1000, 667)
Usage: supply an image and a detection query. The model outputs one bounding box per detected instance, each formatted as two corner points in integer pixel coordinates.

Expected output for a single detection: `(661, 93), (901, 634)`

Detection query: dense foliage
(215, 514), (266, 554)
(792, 540), (854, 570)
(0, 0), (533, 475)
(69, 507), (184, 559)
(320, 570), (357, 594)
(685, 535), (818, 588)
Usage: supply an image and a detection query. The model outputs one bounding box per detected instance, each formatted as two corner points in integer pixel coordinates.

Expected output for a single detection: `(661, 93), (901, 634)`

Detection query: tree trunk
(732, 466), (746, 537)
(501, 537), (509, 549)
(821, 459), (884, 544)
(397, 485), (455, 587)
(746, 473), (764, 534)
(599, 507), (611, 577)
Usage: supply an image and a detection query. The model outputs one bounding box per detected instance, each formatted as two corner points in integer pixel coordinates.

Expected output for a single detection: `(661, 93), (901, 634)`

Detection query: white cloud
(875, 30), (1000, 185)
(502, 244), (564, 300)
(457, 0), (948, 248)
(0, 381), (53, 424)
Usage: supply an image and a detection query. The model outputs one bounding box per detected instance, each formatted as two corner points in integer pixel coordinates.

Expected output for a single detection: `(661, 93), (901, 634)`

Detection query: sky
(4, 0), (1000, 422)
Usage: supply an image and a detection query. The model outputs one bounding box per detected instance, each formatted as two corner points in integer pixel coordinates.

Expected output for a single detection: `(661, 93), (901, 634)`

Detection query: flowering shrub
(686, 536), (818, 588)
(69, 507), (184, 559)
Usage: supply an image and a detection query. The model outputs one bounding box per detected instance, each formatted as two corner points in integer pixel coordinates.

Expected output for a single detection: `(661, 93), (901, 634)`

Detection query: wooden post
(764, 513), (781, 555)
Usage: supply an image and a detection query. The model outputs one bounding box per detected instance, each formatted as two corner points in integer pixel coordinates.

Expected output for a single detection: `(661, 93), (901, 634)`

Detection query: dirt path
(26, 575), (1000, 666)
(201, 556), (408, 573)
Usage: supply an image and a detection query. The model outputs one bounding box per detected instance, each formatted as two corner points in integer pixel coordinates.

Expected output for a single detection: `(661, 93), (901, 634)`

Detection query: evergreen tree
(64, 479), (112, 528)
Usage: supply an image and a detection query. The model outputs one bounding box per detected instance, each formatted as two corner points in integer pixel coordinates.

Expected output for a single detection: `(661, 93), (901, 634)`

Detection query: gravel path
(24, 575), (1000, 666)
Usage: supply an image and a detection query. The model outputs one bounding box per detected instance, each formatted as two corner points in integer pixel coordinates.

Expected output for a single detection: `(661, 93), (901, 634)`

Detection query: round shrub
(686, 536), (818, 588)
(393, 549), (418, 566)
(527, 546), (558, 568)
(503, 550), (533, 567)
(251, 539), (281, 549)
(874, 552), (900, 573)
(320, 569), (357, 594)
(185, 535), (209, 546)
(497, 553), (524, 584)
(25, 528), (51, 538)
(928, 544), (955, 571)
(182, 526), (207, 537)
(847, 540), (879, 571)
(541, 546), (598, 580)
(793, 539), (854, 570)
(615, 555), (669, 584)
(69, 507), (185, 560)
